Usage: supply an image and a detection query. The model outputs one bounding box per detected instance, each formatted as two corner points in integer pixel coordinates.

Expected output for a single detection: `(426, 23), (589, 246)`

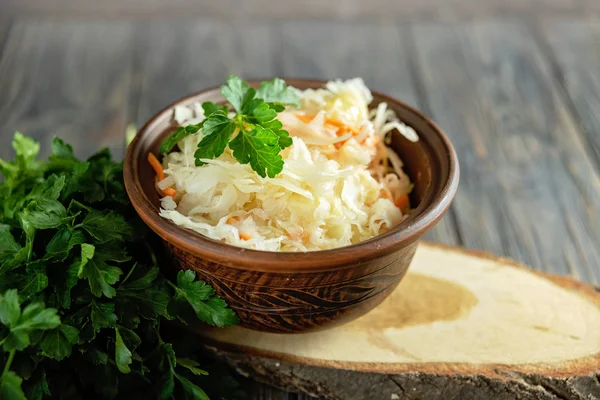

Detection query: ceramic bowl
(123, 79), (459, 333)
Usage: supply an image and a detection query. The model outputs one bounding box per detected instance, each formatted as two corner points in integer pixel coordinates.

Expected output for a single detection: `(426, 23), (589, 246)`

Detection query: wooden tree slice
(200, 243), (600, 399)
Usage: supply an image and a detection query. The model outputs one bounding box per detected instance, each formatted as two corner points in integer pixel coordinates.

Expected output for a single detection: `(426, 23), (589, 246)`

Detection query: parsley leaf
(90, 301), (117, 331)
(13, 132), (40, 172)
(256, 77), (301, 107)
(173, 270), (215, 302)
(159, 75), (300, 177)
(229, 125), (284, 178)
(11, 270), (48, 301)
(50, 137), (75, 160)
(177, 358), (208, 376)
(202, 101), (228, 116)
(19, 199), (68, 230)
(120, 265), (158, 291)
(23, 368), (51, 400)
(0, 291), (60, 352)
(0, 133), (241, 399)
(79, 210), (132, 243)
(221, 75), (257, 114)
(159, 124), (202, 154)
(155, 343), (176, 400)
(194, 112), (236, 165)
(0, 371), (26, 400)
(55, 261), (80, 309)
(251, 104), (293, 149)
(115, 326), (140, 373)
(45, 228), (85, 261)
(120, 286), (171, 320)
(251, 101), (277, 122)
(77, 244), (123, 299)
(39, 324), (79, 360)
(175, 372), (210, 400)
(0, 225), (20, 257)
(0, 290), (20, 327)
(171, 271), (239, 327)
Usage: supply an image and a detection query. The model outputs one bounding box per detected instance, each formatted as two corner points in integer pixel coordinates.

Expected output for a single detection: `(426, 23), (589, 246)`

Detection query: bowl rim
(124, 78), (459, 272)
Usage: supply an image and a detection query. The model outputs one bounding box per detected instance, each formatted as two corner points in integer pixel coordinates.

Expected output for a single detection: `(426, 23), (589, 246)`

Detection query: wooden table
(0, 9), (599, 399)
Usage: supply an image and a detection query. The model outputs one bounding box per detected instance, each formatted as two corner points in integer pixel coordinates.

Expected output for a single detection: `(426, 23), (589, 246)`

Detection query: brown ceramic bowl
(124, 79), (459, 333)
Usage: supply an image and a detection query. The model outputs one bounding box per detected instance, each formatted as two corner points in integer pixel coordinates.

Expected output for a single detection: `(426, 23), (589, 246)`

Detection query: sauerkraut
(156, 78), (418, 252)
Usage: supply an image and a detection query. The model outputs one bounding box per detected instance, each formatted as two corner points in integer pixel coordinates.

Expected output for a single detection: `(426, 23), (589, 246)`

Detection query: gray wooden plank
(411, 20), (600, 283)
(132, 21), (276, 125)
(1, 0), (598, 20)
(278, 21), (419, 106)
(0, 20), (134, 159)
(277, 20), (462, 246)
(0, 20), (11, 59)
(537, 18), (600, 174)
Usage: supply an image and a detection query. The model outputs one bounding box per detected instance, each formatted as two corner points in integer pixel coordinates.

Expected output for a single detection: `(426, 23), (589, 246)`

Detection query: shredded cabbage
(159, 78), (418, 252)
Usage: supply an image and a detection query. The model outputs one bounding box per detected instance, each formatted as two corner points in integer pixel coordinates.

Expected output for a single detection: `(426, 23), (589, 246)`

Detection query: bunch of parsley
(0, 133), (240, 399)
(160, 76), (301, 178)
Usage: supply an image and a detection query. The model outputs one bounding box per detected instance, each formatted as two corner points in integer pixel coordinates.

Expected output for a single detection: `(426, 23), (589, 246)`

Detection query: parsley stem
(3, 350), (15, 375)
(166, 280), (178, 291)
(144, 241), (157, 267)
(119, 262), (138, 287)
(156, 319), (163, 344)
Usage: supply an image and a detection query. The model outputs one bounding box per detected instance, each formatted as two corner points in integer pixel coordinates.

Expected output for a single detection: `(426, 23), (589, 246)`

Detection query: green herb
(0, 133), (241, 399)
(160, 76), (300, 178)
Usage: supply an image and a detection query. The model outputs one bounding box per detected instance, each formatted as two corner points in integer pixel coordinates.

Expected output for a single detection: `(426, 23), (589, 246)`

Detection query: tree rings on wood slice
(199, 242), (600, 400)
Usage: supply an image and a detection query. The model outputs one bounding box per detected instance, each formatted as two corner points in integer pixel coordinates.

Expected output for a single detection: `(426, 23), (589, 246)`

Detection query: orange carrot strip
(325, 118), (349, 130)
(163, 187), (176, 198)
(295, 114), (314, 123)
(239, 233), (252, 241)
(295, 114), (358, 136)
(147, 153), (165, 181)
(148, 153), (176, 197)
(329, 119), (358, 136)
(395, 194), (410, 210)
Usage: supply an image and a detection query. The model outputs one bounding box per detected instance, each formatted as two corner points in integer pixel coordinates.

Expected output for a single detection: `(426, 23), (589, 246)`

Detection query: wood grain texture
(537, 18), (600, 175)
(0, 21), (11, 60)
(2, 0), (600, 20)
(131, 21), (276, 126)
(0, 21), (134, 159)
(204, 242), (600, 399)
(411, 20), (600, 284)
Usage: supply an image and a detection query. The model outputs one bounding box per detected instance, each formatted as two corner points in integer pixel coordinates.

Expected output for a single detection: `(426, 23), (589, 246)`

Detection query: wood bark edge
(207, 345), (600, 400)
(201, 243), (600, 399)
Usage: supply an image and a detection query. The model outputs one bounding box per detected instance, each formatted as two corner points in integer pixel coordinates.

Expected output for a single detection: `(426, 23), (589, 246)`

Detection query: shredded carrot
(295, 114), (360, 150)
(324, 118), (352, 131)
(239, 233), (252, 241)
(395, 194), (410, 210)
(147, 153), (165, 181)
(380, 189), (391, 200)
(162, 187), (176, 198)
(295, 114), (314, 124)
(227, 217), (238, 224)
(295, 114), (358, 135)
(148, 153), (177, 197)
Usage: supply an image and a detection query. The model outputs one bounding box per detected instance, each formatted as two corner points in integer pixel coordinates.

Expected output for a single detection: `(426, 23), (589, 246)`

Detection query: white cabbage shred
(158, 78), (418, 252)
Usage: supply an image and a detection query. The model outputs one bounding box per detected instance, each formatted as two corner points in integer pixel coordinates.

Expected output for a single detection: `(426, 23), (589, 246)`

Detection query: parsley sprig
(0, 133), (242, 399)
(160, 76), (300, 178)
